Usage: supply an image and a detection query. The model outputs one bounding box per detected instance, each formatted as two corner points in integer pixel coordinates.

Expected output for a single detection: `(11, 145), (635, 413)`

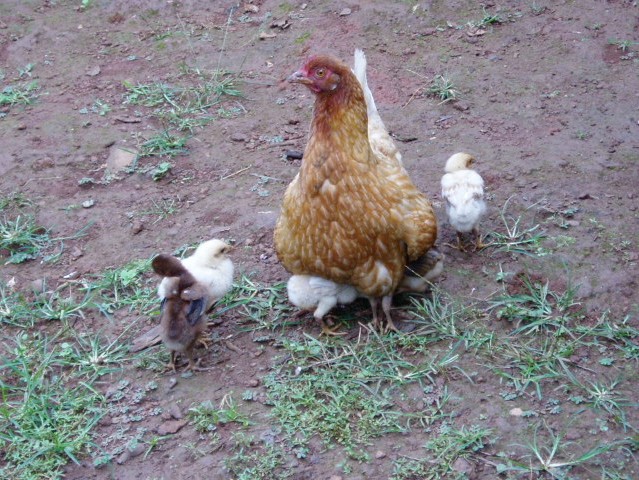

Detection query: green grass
(0, 215), (52, 264)
(0, 81), (39, 108)
(427, 74), (459, 103)
(122, 69), (244, 159)
(0, 332), (106, 479)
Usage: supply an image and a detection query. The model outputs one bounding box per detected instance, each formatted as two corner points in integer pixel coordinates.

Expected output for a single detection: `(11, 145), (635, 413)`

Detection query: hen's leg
(381, 295), (398, 333)
(315, 298), (345, 336)
(368, 297), (381, 331)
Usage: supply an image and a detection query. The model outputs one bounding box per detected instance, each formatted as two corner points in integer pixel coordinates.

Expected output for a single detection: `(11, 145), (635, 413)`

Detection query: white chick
(441, 153), (487, 251)
(158, 239), (234, 311)
(287, 275), (360, 335)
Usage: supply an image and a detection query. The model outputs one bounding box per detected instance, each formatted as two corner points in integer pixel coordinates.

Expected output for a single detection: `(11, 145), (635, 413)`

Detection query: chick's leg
(166, 350), (178, 372)
(472, 227), (487, 250)
(456, 231), (467, 252)
(315, 298), (345, 336)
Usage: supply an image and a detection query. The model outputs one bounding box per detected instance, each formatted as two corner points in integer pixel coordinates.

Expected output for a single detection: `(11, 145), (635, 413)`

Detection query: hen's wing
(441, 170), (486, 231)
(353, 49), (402, 167)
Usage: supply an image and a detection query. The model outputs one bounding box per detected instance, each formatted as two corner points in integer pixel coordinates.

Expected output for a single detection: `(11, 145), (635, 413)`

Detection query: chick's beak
(287, 70), (312, 85)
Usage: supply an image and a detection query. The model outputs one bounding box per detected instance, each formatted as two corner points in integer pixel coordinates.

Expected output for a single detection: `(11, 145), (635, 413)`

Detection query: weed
(188, 395), (252, 433)
(83, 257), (156, 316)
(136, 198), (180, 224)
(608, 39), (638, 52)
(391, 424), (493, 479)
(0, 81), (39, 107)
(224, 439), (291, 480)
(223, 275), (292, 330)
(485, 197), (548, 256)
(428, 74), (459, 103)
(489, 274), (581, 336)
(0, 332), (105, 478)
(0, 214), (51, 264)
(498, 422), (628, 477)
(151, 162), (172, 181)
(138, 130), (189, 158)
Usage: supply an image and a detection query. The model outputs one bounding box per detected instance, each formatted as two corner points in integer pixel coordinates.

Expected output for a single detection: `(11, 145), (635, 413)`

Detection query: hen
(274, 53), (437, 332)
(441, 153), (487, 251)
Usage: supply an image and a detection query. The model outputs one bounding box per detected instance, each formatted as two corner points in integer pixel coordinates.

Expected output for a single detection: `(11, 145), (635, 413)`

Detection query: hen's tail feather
(353, 49), (384, 130)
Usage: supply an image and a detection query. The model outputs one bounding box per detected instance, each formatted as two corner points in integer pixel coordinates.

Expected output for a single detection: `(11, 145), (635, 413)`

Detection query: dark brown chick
(152, 254), (209, 372)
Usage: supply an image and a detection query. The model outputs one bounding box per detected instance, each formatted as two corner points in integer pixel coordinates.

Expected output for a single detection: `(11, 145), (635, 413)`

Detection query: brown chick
(274, 54), (437, 333)
(152, 254), (209, 372)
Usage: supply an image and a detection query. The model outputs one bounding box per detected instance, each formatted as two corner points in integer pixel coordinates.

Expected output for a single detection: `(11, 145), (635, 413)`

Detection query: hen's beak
(287, 70), (312, 85)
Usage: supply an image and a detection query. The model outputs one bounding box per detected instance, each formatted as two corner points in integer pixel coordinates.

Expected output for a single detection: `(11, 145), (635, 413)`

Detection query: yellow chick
(441, 153), (487, 251)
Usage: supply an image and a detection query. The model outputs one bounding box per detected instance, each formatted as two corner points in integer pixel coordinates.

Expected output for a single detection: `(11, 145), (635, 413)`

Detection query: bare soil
(1, 1), (638, 479)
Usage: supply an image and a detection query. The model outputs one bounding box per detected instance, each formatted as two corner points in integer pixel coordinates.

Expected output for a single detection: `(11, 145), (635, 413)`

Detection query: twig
(220, 165), (251, 180)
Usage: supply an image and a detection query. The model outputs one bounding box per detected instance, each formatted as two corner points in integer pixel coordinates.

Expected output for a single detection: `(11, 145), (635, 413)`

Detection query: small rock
(285, 150), (303, 160)
(452, 101), (470, 112)
(106, 145), (137, 173)
(169, 404), (183, 420)
(244, 4), (259, 13)
(246, 378), (260, 387)
(128, 444), (146, 458)
(230, 133), (247, 142)
(452, 457), (474, 475)
(338, 8), (351, 16)
(375, 450), (386, 459)
(116, 450), (131, 465)
(30, 278), (47, 294)
(157, 419), (188, 435)
(509, 407), (524, 416)
(86, 65), (101, 76)
(565, 220), (580, 227)
(167, 377), (178, 390)
(71, 247), (84, 260)
(578, 193), (592, 200)
(329, 476), (343, 480)
(16, 123), (27, 130)
(81, 199), (95, 208)
(131, 220), (144, 235)
(259, 31), (277, 40)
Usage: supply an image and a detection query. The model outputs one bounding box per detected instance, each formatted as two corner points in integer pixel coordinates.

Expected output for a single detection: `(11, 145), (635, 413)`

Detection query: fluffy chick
(287, 275), (360, 335)
(158, 239), (234, 313)
(441, 153), (487, 251)
(397, 247), (445, 293)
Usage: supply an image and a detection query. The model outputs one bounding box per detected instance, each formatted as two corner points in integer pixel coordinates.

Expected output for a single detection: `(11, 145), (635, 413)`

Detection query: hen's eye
(315, 68), (326, 78)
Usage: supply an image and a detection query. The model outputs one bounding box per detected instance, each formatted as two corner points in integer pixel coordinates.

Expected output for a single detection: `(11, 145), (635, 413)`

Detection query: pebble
(247, 378), (260, 387)
(157, 419), (188, 435)
(169, 404), (183, 419)
(375, 450), (386, 459)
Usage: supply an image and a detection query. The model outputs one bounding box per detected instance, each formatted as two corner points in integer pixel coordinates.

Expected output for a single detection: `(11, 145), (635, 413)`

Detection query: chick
(155, 239), (233, 371)
(441, 153), (487, 251)
(158, 239), (234, 314)
(397, 247), (445, 293)
(287, 275), (360, 335)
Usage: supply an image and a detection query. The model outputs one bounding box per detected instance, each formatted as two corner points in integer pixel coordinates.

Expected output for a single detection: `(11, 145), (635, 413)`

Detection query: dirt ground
(1, 0), (638, 479)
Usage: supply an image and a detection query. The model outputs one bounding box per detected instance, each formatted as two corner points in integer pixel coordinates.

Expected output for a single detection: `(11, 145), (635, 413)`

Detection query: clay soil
(1, 1), (638, 479)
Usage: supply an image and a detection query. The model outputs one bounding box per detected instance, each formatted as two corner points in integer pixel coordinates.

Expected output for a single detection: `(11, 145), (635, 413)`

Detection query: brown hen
(274, 54), (437, 331)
